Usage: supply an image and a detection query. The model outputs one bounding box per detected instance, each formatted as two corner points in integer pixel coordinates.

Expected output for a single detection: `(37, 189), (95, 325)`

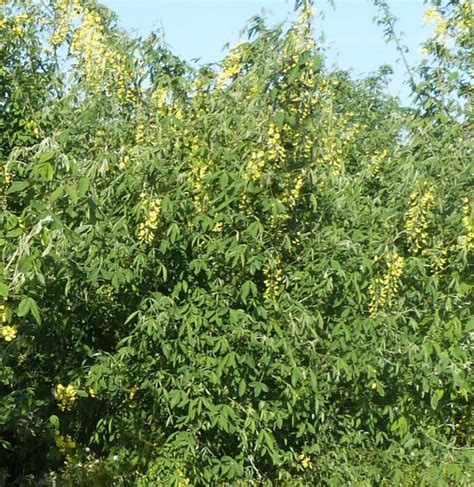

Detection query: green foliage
(1, 0), (473, 485)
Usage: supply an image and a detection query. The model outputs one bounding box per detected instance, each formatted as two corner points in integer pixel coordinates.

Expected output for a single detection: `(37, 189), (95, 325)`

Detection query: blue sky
(103, 0), (429, 101)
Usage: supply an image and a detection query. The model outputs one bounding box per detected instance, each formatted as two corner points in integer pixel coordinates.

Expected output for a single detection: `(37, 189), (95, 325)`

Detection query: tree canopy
(0, 0), (472, 484)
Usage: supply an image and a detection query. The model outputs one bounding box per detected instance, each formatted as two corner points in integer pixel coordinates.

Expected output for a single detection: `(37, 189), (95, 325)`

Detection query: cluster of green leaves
(0, 0), (472, 485)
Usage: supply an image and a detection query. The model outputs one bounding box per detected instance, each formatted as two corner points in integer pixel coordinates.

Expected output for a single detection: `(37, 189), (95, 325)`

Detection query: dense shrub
(1, 0), (472, 484)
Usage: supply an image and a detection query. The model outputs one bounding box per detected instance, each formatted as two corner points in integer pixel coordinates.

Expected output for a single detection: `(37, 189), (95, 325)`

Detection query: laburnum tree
(0, 0), (472, 485)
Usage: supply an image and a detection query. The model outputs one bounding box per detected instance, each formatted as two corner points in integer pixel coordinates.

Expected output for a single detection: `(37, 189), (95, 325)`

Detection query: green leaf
(50, 186), (64, 203)
(0, 282), (8, 298)
(238, 379), (246, 397)
(6, 181), (30, 194)
(17, 297), (41, 324)
(66, 185), (78, 204)
(431, 389), (444, 410)
(291, 367), (300, 387)
(241, 280), (251, 302)
(17, 297), (31, 317)
(78, 177), (90, 197)
(38, 150), (55, 163)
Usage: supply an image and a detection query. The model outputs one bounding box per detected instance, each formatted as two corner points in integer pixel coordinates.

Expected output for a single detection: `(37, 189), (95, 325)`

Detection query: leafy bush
(1, 0), (472, 485)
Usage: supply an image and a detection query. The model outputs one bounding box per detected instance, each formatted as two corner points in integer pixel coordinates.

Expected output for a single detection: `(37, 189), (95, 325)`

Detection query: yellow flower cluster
(50, 0), (82, 46)
(282, 173), (305, 208)
(12, 13), (28, 37)
(191, 75), (206, 94)
(244, 77), (260, 99)
(294, 2), (315, 51)
(57, 0), (81, 12)
(458, 0), (472, 40)
(97, 284), (116, 303)
(299, 89), (314, 119)
(135, 124), (146, 144)
(50, 20), (70, 47)
(369, 253), (404, 318)
(460, 197), (474, 251)
(1, 303), (17, 342)
(318, 111), (359, 175)
(216, 44), (243, 89)
(70, 7), (135, 103)
(186, 135), (209, 213)
(263, 259), (283, 300)
(152, 88), (168, 110)
(138, 193), (161, 244)
(212, 221), (224, 233)
(421, 240), (448, 276)
(70, 9), (106, 85)
(433, 250), (448, 274)
(56, 384), (77, 411)
(118, 153), (129, 171)
(1, 325), (17, 342)
(244, 124), (285, 182)
(267, 124), (286, 162)
(405, 186), (435, 253)
(245, 149), (265, 182)
(55, 433), (75, 454)
(190, 161), (206, 193)
(423, 8), (440, 23)
(25, 119), (40, 137)
(281, 21), (319, 124)
(368, 149), (388, 178)
(112, 51), (135, 103)
(238, 192), (253, 217)
(129, 384), (139, 401)
(298, 453), (313, 469)
(176, 469), (190, 486)
(423, 8), (448, 39)
(320, 137), (343, 174)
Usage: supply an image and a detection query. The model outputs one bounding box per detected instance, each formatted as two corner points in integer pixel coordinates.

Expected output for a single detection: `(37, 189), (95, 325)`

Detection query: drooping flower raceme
(56, 384), (77, 411)
(1, 325), (18, 342)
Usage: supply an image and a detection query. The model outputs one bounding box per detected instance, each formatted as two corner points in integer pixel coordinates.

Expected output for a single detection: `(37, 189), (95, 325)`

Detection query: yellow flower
(152, 88), (168, 109)
(55, 433), (75, 454)
(423, 7), (448, 39)
(12, 24), (25, 36)
(283, 173), (305, 208)
(423, 8), (440, 24)
(298, 453), (313, 469)
(129, 384), (139, 400)
(1, 325), (18, 342)
(267, 124), (286, 162)
(138, 195), (162, 244)
(369, 253), (404, 317)
(56, 384), (77, 411)
(176, 469), (190, 486)
(212, 221), (223, 233)
(405, 185), (435, 253)
(216, 44), (243, 89)
(244, 150), (265, 182)
(460, 197), (474, 251)
(263, 259), (283, 300)
(135, 124), (145, 144)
